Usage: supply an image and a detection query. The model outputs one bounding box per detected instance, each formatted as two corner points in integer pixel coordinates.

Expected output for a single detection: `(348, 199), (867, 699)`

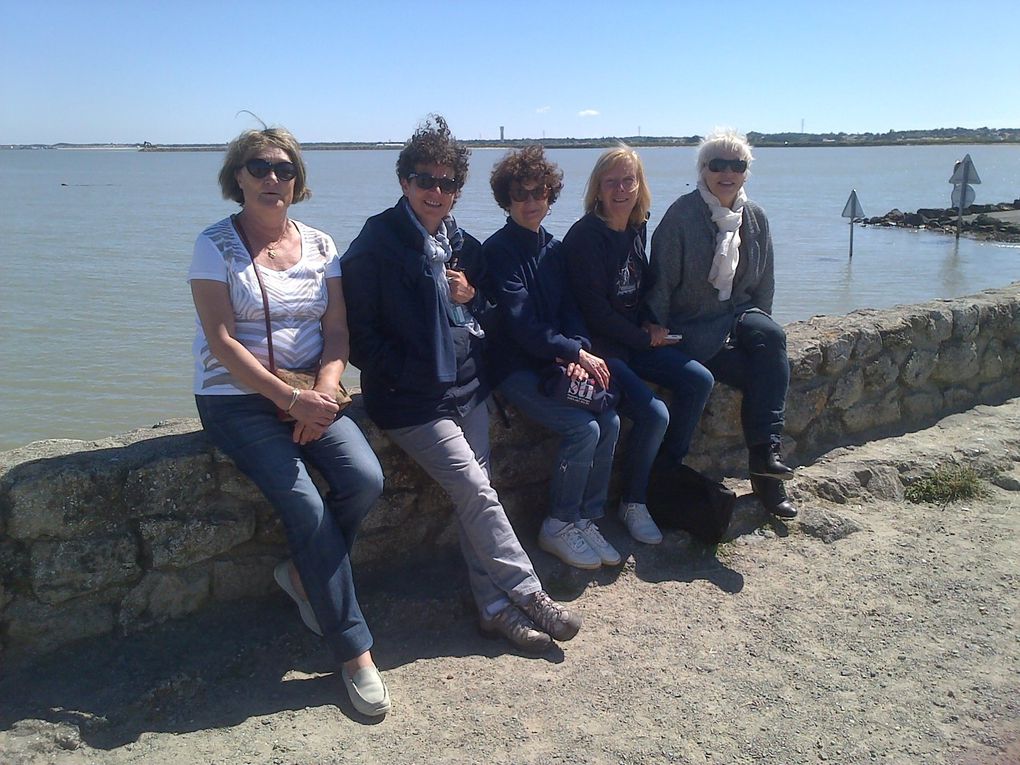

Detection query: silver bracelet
(285, 388), (301, 412)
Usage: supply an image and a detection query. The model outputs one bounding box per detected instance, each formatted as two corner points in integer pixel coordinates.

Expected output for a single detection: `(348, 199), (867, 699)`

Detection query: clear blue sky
(3, 0), (1016, 144)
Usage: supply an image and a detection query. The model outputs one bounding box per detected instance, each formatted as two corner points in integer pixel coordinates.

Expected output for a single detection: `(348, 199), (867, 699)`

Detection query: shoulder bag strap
(231, 214), (277, 374)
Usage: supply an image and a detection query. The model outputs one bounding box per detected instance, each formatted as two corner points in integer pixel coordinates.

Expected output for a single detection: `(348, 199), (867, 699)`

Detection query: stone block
(119, 568), (210, 632)
(211, 554), (278, 601)
(789, 343), (823, 379)
(951, 304), (980, 340)
(489, 441), (558, 486)
(901, 349), (938, 388)
(829, 368), (864, 410)
(902, 391), (943, 424)
(852, 326), (884, 361)
(121, 453), (218, 519)
(31, 535), (141, 605)
(821, 331), (857, 375)
(785, 383), (829, 437)
(862, 354), (897, 391)
(140, 508), (255, 569)
(5, 463), (126, 540)
(699, 386), (742, 438)
(842, 390), (901, 434)
(360, 490), (418, 535)
(3, 595), (115, 659)
(932, 341), (979, 384)
(979, 338), (1005, 382)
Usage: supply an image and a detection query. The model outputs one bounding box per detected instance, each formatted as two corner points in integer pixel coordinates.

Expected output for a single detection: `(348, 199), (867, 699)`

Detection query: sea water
(1, 144), (1018, 449)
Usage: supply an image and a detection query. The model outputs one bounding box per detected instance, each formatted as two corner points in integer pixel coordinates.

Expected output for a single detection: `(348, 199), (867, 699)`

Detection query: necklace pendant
(267, 247), (277, 259)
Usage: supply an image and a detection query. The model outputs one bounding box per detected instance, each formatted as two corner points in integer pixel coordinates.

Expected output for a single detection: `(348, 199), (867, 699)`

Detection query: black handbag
(646, 458), (736, 545)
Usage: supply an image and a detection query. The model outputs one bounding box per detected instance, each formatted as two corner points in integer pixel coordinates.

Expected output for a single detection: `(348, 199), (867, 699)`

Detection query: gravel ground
(2, 400), (1018, 765)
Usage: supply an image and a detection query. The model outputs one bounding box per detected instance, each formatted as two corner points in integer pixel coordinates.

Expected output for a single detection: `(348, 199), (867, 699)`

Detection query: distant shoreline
(5, 126), (1020, 152)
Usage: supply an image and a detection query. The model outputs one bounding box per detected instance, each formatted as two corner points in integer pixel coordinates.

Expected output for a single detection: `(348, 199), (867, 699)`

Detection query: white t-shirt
(188, 216), (342, 395)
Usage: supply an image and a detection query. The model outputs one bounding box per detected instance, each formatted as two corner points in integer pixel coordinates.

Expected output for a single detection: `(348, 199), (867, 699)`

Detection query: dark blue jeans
(702, 310), (790, 448)
(606, 358), (668, 504)
(624, 345), (715, 469)
(196, 394), (384, 663)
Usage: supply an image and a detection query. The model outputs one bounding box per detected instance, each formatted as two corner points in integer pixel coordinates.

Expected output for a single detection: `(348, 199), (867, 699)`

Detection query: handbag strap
(231, 214), (278, 374)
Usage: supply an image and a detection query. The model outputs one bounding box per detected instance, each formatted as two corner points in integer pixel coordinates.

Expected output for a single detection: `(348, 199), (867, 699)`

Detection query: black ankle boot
(750, 475), (798, 519)
(749, 442), (794, 481)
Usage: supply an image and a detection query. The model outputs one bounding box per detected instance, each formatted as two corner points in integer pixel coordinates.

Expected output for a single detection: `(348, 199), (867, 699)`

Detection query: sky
(2, 0), (1017, 145)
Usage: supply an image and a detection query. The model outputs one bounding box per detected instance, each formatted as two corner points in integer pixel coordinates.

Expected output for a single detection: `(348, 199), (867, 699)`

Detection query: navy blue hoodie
(480, 218), (591, 386)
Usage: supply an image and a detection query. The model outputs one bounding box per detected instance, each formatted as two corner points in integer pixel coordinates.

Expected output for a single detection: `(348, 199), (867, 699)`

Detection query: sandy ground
(1, 400), (1018, 765)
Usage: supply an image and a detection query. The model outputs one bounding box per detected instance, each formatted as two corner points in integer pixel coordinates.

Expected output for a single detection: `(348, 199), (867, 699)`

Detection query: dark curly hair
(395, 114), (470, 195)
(489, 145), (564, 212)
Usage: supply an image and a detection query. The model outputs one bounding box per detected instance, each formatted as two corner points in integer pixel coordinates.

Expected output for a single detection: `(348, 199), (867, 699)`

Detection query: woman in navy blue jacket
(342, 117), (580, 654)
(563, 147), (715, 540)
(481, 146), (622, 571)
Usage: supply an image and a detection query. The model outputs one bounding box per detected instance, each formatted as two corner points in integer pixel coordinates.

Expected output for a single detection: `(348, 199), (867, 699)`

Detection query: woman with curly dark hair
(481, 146), (622, 571)
(342, 117), (581, 653)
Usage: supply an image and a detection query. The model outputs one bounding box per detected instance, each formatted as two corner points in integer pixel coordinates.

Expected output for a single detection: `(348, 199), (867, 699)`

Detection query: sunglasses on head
(509, 184), (551, 203)
(407, 172), (459, 194)
(245, 158), (297, 181)
(707, 158), (748, 173)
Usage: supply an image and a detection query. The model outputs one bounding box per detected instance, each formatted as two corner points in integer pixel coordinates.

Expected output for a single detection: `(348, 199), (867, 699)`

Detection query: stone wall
(2, 283), (1018, 666)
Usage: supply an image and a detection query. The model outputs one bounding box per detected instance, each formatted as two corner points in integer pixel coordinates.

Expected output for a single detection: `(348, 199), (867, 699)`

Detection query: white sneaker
(539, 523), (602, 569)
(618, 502), (663, 545)
(575, 520), (622, 566)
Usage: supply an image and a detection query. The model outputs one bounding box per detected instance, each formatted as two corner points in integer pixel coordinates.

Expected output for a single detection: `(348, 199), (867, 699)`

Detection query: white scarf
(698, 180), (747, 301)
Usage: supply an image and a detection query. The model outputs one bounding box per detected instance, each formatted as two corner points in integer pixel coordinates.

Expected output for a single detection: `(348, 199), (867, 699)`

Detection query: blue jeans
(605, 358), (668, 504)
(499, 369), (620, 523)
(703, 310), (790, 447)
(196, 394), (384, 663)
(626, 345), (715, 465)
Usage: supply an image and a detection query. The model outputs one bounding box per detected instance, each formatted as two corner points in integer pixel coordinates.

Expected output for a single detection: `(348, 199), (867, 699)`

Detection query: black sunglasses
(707, 158), (748, 173)
(509, 184), (551, 203)
(407, 172), (459, 194)
(245, 158), (298, 181)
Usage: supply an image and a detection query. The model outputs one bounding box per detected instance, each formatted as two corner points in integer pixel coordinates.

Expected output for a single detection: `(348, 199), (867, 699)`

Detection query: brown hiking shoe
(517, 590), (582, 642)
(479, 604), (553, 653)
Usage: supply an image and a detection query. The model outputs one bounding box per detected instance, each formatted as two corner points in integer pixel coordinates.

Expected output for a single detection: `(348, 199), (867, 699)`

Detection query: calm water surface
(1, 144), (1018, 449)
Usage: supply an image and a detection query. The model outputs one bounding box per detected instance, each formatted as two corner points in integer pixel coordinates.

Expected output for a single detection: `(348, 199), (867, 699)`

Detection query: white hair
(696, 128), (753, 181)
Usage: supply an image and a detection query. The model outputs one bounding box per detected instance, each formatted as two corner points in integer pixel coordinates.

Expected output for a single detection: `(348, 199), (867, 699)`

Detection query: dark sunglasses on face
(407, 172), (459, 194)
(245, 158), (298, 181)
(707, 158), (748, 174)
(509, 184), (551, 203)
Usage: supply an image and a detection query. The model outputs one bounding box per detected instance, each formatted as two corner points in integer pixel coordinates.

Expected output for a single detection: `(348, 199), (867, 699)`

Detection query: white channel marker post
(841, 189), (865, 259)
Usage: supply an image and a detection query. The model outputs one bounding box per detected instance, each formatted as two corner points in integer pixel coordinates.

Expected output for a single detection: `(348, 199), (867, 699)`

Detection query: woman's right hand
(577, 349), (611, 390)
(287, 388), (340, 431)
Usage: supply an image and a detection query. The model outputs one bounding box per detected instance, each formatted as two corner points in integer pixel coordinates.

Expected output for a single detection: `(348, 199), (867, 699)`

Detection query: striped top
(188, 216), (342, 395)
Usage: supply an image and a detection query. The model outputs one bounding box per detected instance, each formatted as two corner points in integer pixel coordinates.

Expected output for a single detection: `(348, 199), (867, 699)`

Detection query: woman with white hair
(645, 129), (797, 519)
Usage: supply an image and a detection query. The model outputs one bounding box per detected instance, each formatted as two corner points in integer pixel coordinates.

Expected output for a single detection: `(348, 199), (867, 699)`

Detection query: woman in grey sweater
(645, 129), (797, 519)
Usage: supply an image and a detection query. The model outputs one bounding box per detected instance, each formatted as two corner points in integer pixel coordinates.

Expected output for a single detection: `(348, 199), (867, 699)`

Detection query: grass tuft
(905, 464), (988, 506)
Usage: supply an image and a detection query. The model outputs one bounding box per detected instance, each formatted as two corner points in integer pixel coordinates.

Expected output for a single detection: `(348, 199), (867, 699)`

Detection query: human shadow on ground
(0, 555), (564, 749)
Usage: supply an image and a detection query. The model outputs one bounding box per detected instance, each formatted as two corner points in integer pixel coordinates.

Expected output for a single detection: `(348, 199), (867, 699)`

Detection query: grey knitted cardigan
(645, 189), (775, 362)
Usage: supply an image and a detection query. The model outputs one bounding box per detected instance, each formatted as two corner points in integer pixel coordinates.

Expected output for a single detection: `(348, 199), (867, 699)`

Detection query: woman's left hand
(292, 420), (327, 445)
(446, 269), (476, 304)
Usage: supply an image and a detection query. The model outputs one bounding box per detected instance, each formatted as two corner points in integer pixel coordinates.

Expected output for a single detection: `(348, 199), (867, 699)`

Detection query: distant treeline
(8, 126), (1019, 152)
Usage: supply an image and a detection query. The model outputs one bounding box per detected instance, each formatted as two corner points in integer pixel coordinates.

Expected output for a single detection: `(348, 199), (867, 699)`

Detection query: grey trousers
(385, 402), (543, 616)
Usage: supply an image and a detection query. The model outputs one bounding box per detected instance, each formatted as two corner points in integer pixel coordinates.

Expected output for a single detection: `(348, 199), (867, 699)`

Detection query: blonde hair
(583, 145), (651, 227)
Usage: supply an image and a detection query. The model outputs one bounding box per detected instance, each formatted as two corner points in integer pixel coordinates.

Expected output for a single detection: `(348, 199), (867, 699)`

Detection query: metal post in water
(841, 189), (865, 259)
(949, 154), (980, 240)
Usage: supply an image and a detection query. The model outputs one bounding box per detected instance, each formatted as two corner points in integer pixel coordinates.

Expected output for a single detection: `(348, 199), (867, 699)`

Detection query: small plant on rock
(905, 464), (988, 506)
